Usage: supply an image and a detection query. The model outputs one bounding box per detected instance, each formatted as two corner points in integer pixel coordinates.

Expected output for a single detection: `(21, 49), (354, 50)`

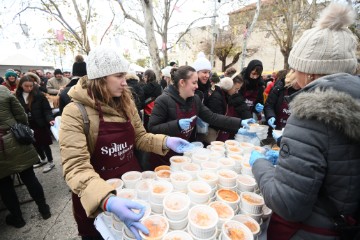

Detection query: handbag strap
(74, 102), (90, 137)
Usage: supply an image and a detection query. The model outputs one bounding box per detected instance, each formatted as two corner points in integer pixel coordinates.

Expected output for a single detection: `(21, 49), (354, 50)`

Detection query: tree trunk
(141, 0), (161, 79)
(281, 48), (290, 70)
(221, 59), (227, 72)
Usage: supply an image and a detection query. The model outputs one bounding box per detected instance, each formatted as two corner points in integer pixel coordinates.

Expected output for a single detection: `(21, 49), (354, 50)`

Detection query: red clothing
(2, 81), (18, 92)
(264, 81), (275, 95)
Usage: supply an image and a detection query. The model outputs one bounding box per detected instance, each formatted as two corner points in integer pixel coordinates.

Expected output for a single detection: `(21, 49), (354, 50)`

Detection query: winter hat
(217, 77), (233, 91)
(54, 69), (63, 75)
(25, 72), (41, 84)
(288, 3), (358, 75)
(125, 72), (139, 81)
(161, 66), (172, 78)
(72, 55), (87, 77)
(87, 46), (129, 79)
(5, 70), (17, 79)
(192, 52), (211, 72)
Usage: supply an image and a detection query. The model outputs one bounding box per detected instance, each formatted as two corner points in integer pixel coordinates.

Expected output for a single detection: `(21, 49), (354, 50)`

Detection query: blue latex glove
(237, 128), (257, 137)
(196, 118), (205, 128)
(241, 118), (256, 129)
(265, 150), (279, 165)
(268, 117), (276, 129)
(249, 150), (266, 166)
(106, 196), (149, 240)
(179, 118), (193, 130)
(255, 103), (264, 113)
(166, 137), (193, 153)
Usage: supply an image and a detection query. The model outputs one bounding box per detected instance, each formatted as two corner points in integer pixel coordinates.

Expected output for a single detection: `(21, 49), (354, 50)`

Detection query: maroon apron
(148, 102), (196, 170)
(216, 92), (236, 141)
(268, 212), (338, 240)
(72, 102), (141, 237)
(275, 88), (291, 130)
(244, 89), (262, 121)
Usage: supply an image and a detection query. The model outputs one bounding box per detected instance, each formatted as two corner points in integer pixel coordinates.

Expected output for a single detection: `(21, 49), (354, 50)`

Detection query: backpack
(74, 102), (90, 138)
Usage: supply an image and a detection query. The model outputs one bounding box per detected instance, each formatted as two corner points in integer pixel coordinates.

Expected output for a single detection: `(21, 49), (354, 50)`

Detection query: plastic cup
(221, 220), (254, 240)
(163, 192), (190, 221)
(163, 230), (192, 240)
(237, 175), (257, 193)
(170, 172), (192, 193)
(188, 205), (219, 239)
(216, 189), (240, 211)
(140, 215), (169, 240)
(156, 169), (171, 181)
(217, 169), (237, 187)
(170, 156), (191, 171)
(217, 158), (236, 171)
(106, 178), (124, 189)
(232, 214), (261, 237)
(116, 188), (137, 200)
(187, 181), (212, 204)
(135, 179), (153, 201)
(141, 171), (156, 180)
(121, 171), (142, 189)
(201, 161), (220, 173)
(154, 165), (171, 172)
(181, 163), (201, 180)
(209, 201), (235, 229)
(191, 153), (210, 165)
(197, 171), (218, 188)
(240, 192), (264, 214)
(149, 180), (173, 204)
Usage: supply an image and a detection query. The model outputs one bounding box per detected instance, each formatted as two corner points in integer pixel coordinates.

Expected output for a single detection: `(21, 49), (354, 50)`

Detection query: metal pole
(210, 0), (217, 68)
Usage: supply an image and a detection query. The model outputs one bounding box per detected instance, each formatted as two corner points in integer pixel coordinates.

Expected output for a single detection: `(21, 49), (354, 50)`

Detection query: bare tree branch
(116, 0), (144, 27)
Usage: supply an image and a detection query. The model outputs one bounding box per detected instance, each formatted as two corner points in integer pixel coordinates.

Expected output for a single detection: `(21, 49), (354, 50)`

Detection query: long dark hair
(16, 76), (37, 110)
(170, 66), (196, 89)
(144, 69), (157, 83)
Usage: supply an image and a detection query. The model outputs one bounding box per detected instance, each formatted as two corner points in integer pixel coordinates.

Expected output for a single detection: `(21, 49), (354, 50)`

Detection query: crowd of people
(0, 2), (359, 240)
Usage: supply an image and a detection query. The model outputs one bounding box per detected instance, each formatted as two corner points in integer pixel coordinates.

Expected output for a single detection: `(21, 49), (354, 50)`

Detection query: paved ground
(0, 141), (81, 240)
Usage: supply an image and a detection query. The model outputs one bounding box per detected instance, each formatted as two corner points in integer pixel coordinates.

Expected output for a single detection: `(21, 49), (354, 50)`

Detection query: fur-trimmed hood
(125, 73), (139, 81)
(289, 73), (360, 141)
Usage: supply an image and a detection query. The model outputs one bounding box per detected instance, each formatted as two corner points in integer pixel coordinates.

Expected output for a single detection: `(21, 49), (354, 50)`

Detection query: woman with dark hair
(148, 66), (255, 169)
(0, 86), (51, 229)
(59, 46), (189, 240)
(240, 60), (265, 120)
(15, 76), (56, 173)
(142, 69), (162, 130)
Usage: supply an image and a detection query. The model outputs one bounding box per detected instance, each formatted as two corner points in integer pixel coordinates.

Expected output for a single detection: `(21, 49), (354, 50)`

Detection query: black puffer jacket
(17, 89), (54, 128)
(142, 81), (162, 102)
(59, 77), (80, 115)
(264, 78), (298, 129)
(253, 73), (360, 239)
(148, 85), (241, 138)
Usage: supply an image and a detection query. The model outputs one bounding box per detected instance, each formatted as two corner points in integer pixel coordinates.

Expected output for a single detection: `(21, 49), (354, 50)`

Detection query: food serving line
(95, 125), (274, 240)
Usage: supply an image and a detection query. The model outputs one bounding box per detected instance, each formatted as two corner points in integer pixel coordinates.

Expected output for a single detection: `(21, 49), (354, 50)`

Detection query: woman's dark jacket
(59, 77), (80, 115)
(142, 81), (162, 103)
(264, 78), (298, 121)
(148, 85), (241, 138)
(127, 78), (145, 112)
(17, 89), (54, 128)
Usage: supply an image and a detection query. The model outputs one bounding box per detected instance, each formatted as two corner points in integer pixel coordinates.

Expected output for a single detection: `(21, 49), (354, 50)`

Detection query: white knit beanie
(217, 77), (234, 91)
(87, 46), (129, 79)
(161, 66), (172, 77)
(288, 3), (358, 75)
(192, 52), (212, 72)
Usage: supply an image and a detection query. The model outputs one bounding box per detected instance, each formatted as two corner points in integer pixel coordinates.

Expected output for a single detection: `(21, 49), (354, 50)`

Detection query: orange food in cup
(211, 202), (232, 218)
(157, 170), (171, 178)
(143, 218), (167, 238)
(227, 228), (245, 240)
(242, 194), (263, 204)
(193, 212), (211, 226)
(153, 186), (166, 194)
(244, 221), (258, 232)
(172, 157), (185, 163)
(219, 172), (235, 178)
(218, 189), (239, 202)
(154, 165), (170, 172)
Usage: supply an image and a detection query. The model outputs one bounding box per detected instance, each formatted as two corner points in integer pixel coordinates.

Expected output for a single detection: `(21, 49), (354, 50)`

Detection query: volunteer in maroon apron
(244, 88), (262, 121)
(148, 102), (196, 169)
(72, 102), (141, 237)
(216, 91), (236, 141)
(275, 88), (291, 130)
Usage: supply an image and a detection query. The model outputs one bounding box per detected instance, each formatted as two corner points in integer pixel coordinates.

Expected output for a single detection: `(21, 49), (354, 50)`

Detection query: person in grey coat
(250, 3), (360, 240)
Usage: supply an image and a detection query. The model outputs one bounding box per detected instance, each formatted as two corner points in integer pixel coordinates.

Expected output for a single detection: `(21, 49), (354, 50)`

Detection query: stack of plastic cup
(188, 205), (219, 240)
(149, 180), (173, 214)
(163, 192), (190, 230)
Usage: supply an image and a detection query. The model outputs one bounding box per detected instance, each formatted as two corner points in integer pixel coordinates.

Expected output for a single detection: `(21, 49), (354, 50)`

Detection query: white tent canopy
(128, 63), (146, 73)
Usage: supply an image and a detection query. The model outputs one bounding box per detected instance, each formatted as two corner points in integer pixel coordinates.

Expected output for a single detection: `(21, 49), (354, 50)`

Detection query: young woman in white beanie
(59, 46), (191, 240)
(249, 3), (360, 239)
(192, 52), (212, 104)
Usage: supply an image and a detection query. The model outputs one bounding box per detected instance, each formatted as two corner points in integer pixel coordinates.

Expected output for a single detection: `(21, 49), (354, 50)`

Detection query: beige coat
(46, 76), (70, 95)
(59, 78), (167, 217)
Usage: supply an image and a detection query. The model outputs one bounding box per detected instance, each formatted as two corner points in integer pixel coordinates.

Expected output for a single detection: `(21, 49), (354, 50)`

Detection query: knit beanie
(72, 55), (87, 77)
(5, 70), (17, 79)
(87, 46), (129, 79)
(217, 77), (233, 91)
(288, 3), (358, 75)
(161, 66), (172, 78)
(54, 69), (63, 75)
(192, 52), (212, 72)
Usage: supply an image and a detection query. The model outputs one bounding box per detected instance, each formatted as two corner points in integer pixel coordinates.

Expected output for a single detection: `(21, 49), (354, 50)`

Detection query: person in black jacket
(264, 69), (299, 131)
(59, 55), (87, 115)
(15, 76), (55, 173)
(207, 74), (252, 142)
(125, 72), (145, 117)
(192, 52), (212, 105)
(147, 66), (255, 169)
(142, 69), (162, 130)
(240, 59), (265, 120)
